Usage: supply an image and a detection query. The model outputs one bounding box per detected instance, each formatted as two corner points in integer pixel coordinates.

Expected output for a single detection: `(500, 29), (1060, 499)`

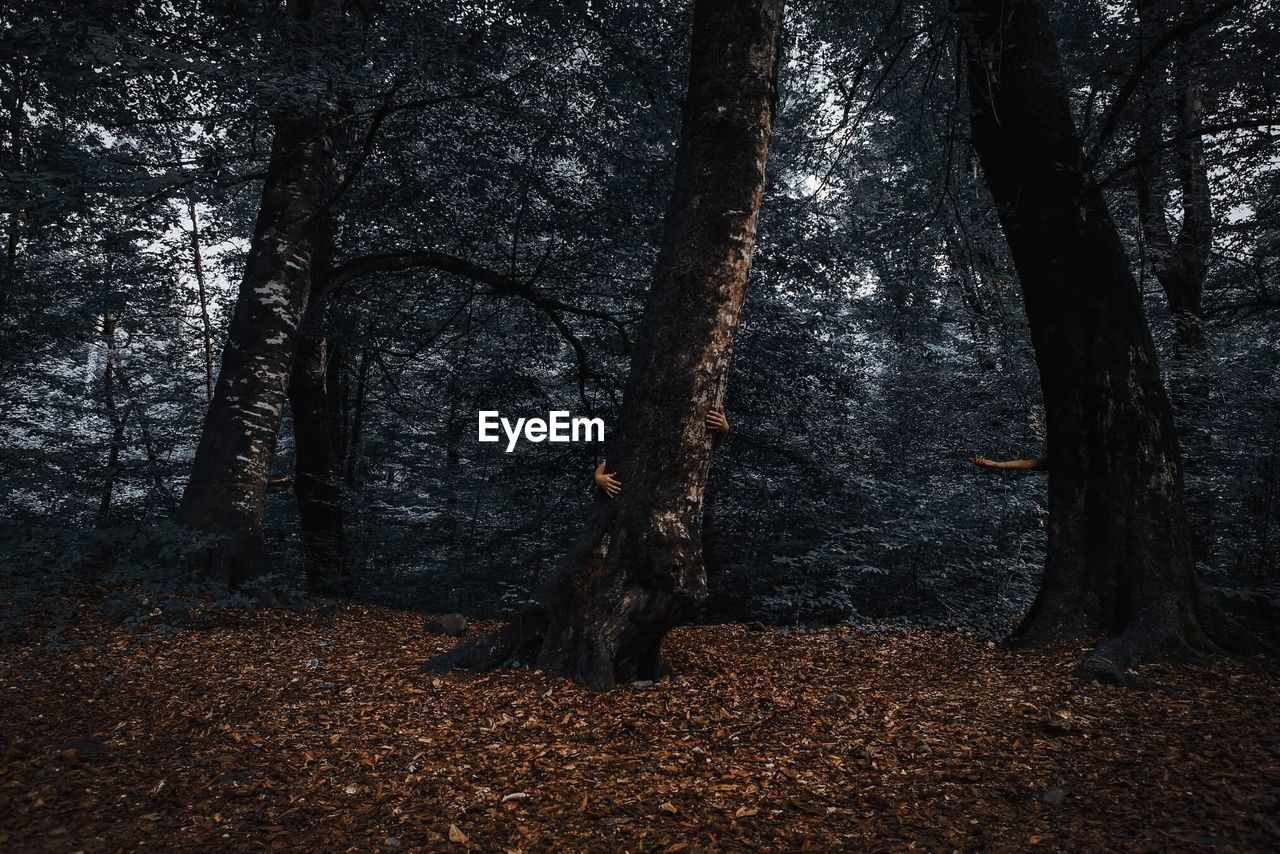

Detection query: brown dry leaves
(1, 600), (1278, 851)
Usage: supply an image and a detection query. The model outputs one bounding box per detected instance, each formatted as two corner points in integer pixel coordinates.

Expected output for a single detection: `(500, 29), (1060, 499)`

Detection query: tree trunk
(427, 0), (785, 689)
(1134, 0), (1215, 561)
(289, 331), (350, 594)
(186, 196), (216, 403)
(98, 312), (126, 525)
(1, 79), (27, 379)
(177, 0), (344, 586)
(962, 0), (1255, 681)
(284, 182), (351, 594)
(344, 347), (369, 487)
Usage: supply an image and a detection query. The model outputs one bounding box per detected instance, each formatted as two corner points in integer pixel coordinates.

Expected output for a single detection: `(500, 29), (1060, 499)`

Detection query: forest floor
(1, 596), (1277, 852)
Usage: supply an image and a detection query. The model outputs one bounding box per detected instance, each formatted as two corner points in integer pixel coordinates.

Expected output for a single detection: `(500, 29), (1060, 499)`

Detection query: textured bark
(1134, 0), (1215, 560)
(177, 0), (345, 586)
(289, 331), (350, 594)
(288, 172), (350, 594)
(962, 0), (1255, 681)
(427, 0), (784, 689)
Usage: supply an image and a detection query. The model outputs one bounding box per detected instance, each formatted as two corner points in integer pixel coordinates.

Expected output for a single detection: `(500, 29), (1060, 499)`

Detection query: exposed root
(1076, 611), (1222, 687)
(422, 609), (677, 691)
(1199, 601), (1277, 663)
(421, 611), (547, 674)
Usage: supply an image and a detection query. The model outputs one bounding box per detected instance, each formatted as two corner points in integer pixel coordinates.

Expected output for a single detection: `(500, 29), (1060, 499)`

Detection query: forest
(1, 0), (1278, 849)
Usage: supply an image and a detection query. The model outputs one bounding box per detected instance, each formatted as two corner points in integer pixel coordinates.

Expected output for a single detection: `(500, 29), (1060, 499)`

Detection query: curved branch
(317, 250), (628, 337)
(314, 250), (631, 411)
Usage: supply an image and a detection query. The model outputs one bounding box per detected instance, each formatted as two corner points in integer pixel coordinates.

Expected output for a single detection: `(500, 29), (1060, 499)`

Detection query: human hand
(705, 409), (730, 436)
(594, 460), (621, 497)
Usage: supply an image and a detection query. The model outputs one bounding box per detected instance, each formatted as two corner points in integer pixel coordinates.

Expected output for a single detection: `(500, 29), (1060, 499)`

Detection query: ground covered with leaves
(1, 596), (1277, 852)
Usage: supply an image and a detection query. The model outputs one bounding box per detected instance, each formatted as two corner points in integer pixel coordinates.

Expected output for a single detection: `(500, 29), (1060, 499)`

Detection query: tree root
(1073, 602), (1275, 687)
(421, 602), (678, 690)
(1075, 631), (1201, 688)
(421, 610), (547, 675)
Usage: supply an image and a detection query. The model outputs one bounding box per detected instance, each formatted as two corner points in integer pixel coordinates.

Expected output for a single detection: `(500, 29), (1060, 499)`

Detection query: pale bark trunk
(177, 0), (345, 586)
(0, 80), (26, 379)
(344, 347), (369, 488)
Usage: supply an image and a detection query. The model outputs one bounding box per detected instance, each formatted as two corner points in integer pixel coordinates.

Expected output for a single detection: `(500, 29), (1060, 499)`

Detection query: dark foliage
(1, 0), (1278, 642)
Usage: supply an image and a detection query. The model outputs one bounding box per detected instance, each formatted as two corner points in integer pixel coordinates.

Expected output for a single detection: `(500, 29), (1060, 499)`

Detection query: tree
(1134, 0), (1217, 558)
(177, 0), (347, 585)
(288, 216), (351, 594)
(961, 0), (1259, 680)
(427, 0), (786, 688)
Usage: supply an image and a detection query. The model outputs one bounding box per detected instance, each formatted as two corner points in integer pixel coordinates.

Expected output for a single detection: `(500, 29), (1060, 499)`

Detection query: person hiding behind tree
(594, 407), (729, 497)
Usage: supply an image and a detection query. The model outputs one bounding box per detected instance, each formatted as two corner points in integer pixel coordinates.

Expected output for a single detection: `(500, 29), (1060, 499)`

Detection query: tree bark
(186, 196), (216, 403)
(286, 166), (352, 595)
(1134, 0), (1215, 560)
(426, 0), (785, 689)
(961, 0), (1256, 681)
(177, 0), (345, 587)
(344, 347), (369, 487)
(289, 331), (350, 594)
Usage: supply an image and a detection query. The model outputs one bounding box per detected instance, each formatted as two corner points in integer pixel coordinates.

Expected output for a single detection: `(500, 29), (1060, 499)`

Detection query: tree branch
(1085, 0), (1245, 165)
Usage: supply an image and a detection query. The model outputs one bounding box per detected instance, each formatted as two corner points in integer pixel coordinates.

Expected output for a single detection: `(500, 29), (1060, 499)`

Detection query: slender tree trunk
(427, 0), (785, 689)
(99, 312), (126, 524)
(1134, 0), (1215, 560)
(344, 347), (369, 487)
(443, 306), (475, 552)
(1, 81), (26, 379)
(186, 197), (216, 402)
(177, 0), (345, 586)
(113, 364), (175, 509)
(962, 0), (1255, 681)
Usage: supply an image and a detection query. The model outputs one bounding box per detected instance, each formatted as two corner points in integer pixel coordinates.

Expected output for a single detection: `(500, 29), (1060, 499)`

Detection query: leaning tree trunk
(177, 0), (344, 587)
(962, 0), (1256, 682)
(427, 0), (784, 689)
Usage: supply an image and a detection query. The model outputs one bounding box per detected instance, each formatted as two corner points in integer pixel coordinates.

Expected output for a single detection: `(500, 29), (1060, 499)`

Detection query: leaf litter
(1, 598), (1277, 851)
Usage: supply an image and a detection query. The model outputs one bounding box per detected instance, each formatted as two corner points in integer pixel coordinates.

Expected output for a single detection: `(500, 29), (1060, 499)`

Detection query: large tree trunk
(1134, 0), (1215, 560)
(177, 0), (344, 587)
(962, 0), (1254, 681)
(427, 0), (784, 689)
(289, 332), (350, 594)
(287, 196), (351, 594)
